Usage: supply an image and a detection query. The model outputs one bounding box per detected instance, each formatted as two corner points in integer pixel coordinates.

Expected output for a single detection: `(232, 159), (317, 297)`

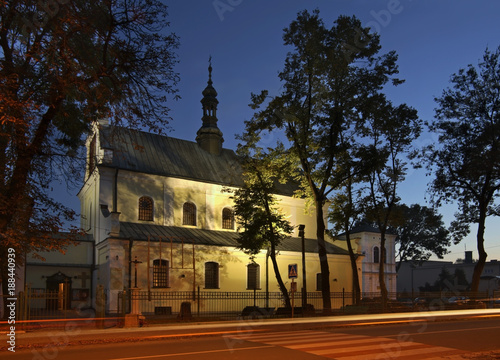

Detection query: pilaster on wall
(205, 191), (215, 230)
(163, 184), (175, 226)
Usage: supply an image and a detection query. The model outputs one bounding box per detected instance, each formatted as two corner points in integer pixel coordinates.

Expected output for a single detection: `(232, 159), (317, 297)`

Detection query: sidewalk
(4, 308), (500, 350)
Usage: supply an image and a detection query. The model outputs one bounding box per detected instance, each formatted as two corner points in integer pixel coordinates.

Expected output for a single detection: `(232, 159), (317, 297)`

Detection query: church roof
(118, 222), (349, 255)
(99, 126), (241, 186)
(99, 126), (297, 195)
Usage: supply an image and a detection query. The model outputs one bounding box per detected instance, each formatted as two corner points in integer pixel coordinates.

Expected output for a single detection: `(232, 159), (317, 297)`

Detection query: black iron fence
(117, 289), (355, 319)
(116, 289), (498, 320)
(3, 289), (497, 324)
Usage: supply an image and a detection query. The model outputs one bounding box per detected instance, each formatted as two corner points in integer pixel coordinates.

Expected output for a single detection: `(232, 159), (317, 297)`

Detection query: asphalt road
(2, 310), (500, 359)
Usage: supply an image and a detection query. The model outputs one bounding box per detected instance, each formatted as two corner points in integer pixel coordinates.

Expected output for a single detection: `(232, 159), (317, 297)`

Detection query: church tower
(196, 58), (224, 155)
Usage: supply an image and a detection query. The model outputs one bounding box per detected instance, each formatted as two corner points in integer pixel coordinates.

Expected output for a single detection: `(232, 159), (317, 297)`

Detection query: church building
(76, 63), (396, 313)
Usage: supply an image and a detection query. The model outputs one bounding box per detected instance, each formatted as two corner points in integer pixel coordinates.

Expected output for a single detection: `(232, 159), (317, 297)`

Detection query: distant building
(24, 234), (94, 310)
(337, 224), (398, 296)
(397, 251), (500, 297)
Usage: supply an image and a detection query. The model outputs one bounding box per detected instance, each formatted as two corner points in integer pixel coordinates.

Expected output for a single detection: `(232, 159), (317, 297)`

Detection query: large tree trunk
(315, 200), (331, 313)
(345, 231), (361, 305)
(1, 248), (9, 320)
(378, 231), (388, 312)
(470, 208), (487, 294)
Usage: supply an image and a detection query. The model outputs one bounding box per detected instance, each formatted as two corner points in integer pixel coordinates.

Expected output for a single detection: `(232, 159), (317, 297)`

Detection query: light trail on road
(108, 345), (274, 360)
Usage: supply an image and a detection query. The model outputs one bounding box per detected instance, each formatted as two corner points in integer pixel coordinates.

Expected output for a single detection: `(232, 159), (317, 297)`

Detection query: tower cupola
(196, 57), (224, 155)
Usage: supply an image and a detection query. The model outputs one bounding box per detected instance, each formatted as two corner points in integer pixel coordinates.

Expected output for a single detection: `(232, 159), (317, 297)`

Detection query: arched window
(183, 202), (196, 226)
(222, 208), (234, 229)
(247, 263), (260, 290)
(138, 196), (154, 221)
(204, 261), (219, 289)
(153, 259), (169, 288)
(373, 246), (380, 264)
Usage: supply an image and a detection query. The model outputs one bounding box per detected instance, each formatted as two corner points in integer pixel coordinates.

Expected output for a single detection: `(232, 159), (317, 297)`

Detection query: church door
(46, 272), (72, 310)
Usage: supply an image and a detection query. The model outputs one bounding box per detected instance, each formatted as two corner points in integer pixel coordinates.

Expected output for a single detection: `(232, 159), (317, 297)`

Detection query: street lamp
(299, 224), (307, 308)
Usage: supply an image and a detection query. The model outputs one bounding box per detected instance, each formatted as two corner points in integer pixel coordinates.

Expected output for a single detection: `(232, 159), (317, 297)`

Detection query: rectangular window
(153, 259), (169, 288)
(139, 196), (154, 221)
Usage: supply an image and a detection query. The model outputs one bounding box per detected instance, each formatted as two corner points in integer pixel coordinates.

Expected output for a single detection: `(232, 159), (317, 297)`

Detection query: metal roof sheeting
(98, 126), (299, 195)
(118, 222), (348, 255)
(100, 126), (244, 188)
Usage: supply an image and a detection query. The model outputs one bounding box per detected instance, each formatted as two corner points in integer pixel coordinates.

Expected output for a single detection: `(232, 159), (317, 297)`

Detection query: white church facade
(74, 64), (397, 313)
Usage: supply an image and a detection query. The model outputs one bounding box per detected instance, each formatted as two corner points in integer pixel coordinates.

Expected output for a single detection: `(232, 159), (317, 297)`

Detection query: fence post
(197, 286), (200, 317)
(26, 285), (30, 321)
(64, 282), (69, 319)
(121, 288), (128, 323)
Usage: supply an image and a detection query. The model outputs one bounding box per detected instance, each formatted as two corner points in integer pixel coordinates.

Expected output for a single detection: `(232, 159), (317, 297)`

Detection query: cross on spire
(208, 55), (213, 84)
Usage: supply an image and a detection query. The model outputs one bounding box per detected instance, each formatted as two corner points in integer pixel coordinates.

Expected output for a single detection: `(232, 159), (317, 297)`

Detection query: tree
(328, 138), (366, 305)
(393, 204), (451, 272)
(231, 137), (295, 308)
(329, 180), (364, 305)
(361, 102), (421, 310)
(426, 46), (500, 293)
(0, 0), (179, 318)
(247, 10), (406, 312)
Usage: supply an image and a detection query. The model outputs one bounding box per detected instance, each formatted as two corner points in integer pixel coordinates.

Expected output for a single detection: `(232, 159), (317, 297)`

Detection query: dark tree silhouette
(426, 46), (500, 293)
(0, 0), (179, 318)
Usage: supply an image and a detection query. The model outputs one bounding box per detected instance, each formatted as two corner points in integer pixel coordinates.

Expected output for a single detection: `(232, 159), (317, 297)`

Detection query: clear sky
(162, 0), (500, 263)
(62, 1), (500, 262)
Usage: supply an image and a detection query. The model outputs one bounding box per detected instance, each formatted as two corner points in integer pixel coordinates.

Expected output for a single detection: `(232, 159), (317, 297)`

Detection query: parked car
(447, 296), (469, 305)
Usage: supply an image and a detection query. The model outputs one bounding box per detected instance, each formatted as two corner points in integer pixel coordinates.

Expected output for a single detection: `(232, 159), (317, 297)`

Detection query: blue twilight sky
(62, 0), (500, 262)
(162, 0), (500, 262)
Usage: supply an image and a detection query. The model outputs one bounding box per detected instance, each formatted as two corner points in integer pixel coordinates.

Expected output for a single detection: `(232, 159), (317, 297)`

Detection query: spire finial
(208, 55), (213, 84)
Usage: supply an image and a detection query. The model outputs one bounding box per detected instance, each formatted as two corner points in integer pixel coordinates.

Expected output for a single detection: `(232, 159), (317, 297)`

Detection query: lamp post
(266, 247), (270, 309)
(299, 224), (307, 308)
